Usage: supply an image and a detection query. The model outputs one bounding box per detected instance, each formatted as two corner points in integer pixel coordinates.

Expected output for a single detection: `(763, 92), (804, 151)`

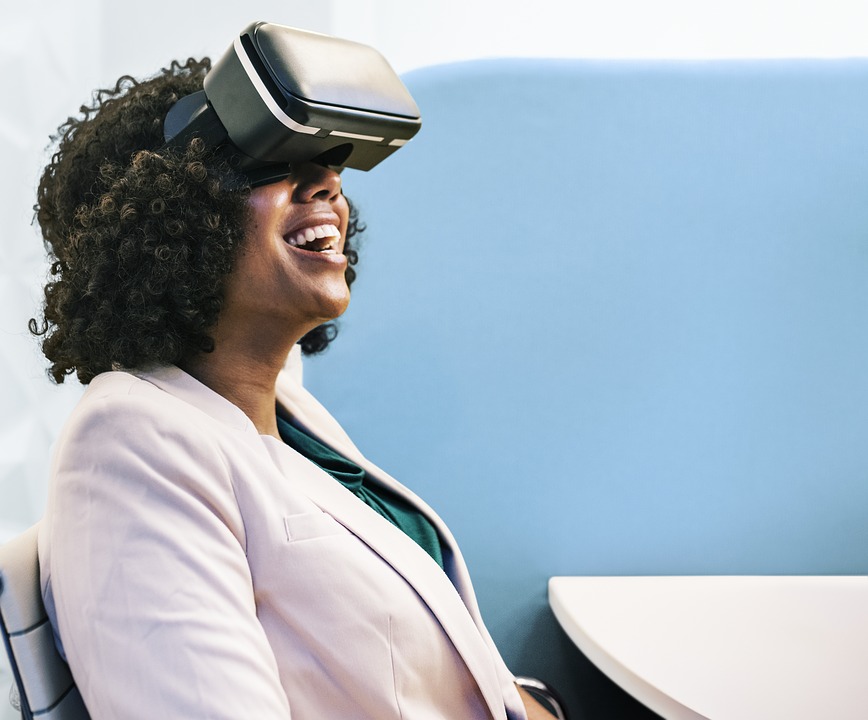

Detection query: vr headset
(163, 21), (422, 186)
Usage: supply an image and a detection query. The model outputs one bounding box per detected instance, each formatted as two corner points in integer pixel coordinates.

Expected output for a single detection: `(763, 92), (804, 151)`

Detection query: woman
(32, 56), (554, 719)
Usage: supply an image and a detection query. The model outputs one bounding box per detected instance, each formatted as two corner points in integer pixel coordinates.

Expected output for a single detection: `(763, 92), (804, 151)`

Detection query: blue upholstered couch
(305, 59), (868, 717)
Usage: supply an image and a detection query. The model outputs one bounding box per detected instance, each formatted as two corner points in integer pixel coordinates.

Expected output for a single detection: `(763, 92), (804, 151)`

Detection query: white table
(549, 576), (868, 720)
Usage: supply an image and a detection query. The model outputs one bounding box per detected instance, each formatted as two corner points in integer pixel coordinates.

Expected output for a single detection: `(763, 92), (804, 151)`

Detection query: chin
(330, 299), (351, 321)
(319, 291), (351, 323)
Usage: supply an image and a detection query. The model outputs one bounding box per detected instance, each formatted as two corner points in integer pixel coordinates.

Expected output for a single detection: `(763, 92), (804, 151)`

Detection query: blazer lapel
(274, 369), (485, 612)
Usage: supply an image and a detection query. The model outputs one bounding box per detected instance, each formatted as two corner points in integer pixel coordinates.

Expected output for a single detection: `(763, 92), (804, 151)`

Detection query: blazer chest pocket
(283, 511), (348, 543)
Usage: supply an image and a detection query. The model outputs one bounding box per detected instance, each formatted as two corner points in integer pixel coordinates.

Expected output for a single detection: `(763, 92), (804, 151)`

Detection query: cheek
(225, 244), (281, 298)
(337, 195), (351, 237)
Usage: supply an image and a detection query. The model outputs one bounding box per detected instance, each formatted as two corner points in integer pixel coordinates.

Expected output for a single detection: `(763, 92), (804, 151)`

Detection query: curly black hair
(30, 58), (362, 384)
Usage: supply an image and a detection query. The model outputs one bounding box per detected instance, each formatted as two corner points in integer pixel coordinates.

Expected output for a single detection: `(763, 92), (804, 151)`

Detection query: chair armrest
(514, 676), (569, 720)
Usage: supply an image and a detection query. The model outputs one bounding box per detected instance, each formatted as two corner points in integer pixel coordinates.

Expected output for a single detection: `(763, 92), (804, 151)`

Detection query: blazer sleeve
(41, 383), (292, 719)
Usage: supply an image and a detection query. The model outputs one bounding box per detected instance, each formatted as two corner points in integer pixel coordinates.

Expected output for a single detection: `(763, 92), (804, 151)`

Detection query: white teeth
(285, 223), (341, 248)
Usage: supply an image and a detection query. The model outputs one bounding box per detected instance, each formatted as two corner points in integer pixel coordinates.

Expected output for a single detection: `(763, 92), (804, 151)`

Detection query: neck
(180, 328), (301, 439)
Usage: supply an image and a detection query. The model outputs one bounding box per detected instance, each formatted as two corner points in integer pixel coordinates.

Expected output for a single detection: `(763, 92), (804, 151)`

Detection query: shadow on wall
(305, 58), (868, 714)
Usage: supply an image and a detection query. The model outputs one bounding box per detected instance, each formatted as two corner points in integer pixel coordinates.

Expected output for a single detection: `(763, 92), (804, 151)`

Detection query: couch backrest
(304, 58), (868, 704)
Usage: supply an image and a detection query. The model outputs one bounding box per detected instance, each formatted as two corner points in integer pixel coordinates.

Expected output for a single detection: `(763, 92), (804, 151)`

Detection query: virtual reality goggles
(163, 21), (422, 186)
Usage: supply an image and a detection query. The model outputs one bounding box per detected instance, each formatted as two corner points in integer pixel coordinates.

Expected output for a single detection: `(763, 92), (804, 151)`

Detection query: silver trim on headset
(233, 37), (321, 136)
(329, 130), (385, 142)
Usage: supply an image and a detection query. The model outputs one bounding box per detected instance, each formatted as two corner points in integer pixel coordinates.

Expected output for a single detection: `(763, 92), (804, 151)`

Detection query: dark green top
(276, 412), (444, 570)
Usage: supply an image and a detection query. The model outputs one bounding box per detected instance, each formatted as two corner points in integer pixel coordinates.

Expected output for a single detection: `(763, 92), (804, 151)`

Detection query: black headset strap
(162, 90), (292, 185)
(162, 91), (229, 151)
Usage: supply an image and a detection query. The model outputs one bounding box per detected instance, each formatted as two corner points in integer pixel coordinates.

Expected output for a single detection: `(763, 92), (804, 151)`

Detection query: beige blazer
(38, 357), (525, 719)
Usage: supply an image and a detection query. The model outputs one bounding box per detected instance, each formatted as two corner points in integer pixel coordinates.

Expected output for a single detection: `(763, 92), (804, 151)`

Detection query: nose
(293, 162), (342, 203)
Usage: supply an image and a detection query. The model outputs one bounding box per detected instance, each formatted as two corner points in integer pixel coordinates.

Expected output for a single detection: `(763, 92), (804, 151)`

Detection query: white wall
(331, 0), (868, 71)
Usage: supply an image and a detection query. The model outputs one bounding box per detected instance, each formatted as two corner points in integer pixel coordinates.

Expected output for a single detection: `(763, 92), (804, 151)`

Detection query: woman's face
(221, 163), (351, 341)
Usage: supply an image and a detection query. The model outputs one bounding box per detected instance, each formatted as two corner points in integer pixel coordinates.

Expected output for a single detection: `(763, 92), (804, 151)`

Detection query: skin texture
(180, 162), (350, 439)
(229, 165), (351, 339)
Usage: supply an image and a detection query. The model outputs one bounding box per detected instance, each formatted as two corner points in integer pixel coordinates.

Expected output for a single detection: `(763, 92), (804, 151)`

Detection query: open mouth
(284, 224), (342, 254)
